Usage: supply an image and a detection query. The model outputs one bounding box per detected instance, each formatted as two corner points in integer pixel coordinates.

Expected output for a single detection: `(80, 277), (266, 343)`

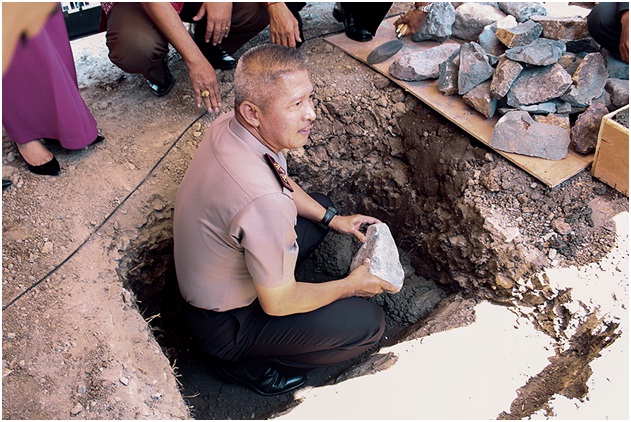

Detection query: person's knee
(107, 34), (166, 74)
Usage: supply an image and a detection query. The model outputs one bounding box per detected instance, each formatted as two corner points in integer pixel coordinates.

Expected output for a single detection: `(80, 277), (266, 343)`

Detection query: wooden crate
(592, 105), (629, 196)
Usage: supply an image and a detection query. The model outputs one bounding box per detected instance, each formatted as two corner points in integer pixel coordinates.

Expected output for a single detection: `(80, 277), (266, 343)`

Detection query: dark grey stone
(530, 15), (589, 41)
(389, 44), (460, 82)
(490, 110), (571, 160)
(438, 47), (461, 96)
(463, 81), (498, 118)
(498, 2), (547, 22)
(565, 37), (601, 54)
(516, 102), (558, 114)
(496, 19), (543, 48)
(605, 54), (630, 80)
(452, 2), (507, 41)
(458, 42), (495, 95)
(505, 38), (566, 66)
(561, 52), (608, 106)
(571, 103), (610, 154)
(412, 2), (456, 43)
(554, 100), (572, 114)
(506, 64), (573, 107)
(605, 78), (630, 109)
(478, 15), (518, 56)
(491, 57), (523, 99)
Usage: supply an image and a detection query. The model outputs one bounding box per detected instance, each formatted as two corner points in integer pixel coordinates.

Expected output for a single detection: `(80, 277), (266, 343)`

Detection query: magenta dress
(2, 7), (98, 150)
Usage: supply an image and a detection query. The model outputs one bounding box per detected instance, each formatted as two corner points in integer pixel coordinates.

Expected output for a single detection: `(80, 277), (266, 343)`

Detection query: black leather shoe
(2, 179), (12, 190)
(333, 2), (373, 42)
(147, 59), (175, 97)
(11, 142), (60, 176)
(218, 362), (306, 396)
(201, 45), (237, 70)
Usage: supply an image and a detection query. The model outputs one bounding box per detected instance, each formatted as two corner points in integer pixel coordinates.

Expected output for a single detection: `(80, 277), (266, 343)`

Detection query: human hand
(187, 58), (222, 113)
(345, 259), (401, 297)
(193, 2), (233, 46)
(267, 3), (301, 48)
(620, 10), (629, 64)
(329, 214), (381, 243)
(393, 8), (429, 36)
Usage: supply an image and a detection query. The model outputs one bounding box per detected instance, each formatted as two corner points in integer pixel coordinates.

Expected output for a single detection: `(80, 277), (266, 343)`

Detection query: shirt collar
(228, 113), (287, 169)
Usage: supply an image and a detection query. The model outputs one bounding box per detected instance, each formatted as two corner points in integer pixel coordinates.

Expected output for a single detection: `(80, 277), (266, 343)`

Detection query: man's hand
(187, 58), (222, 113)
(193, 2), (233, 46)
(620, 10), (629, 64)
(345, 259), (401, 297)
(393, 9), (429, 36)
(329, 214), (381, 243)
(267, 3), (301, 48)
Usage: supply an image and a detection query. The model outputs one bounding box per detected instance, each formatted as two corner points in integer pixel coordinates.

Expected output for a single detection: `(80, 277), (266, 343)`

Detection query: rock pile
(389, 2), (629, 160)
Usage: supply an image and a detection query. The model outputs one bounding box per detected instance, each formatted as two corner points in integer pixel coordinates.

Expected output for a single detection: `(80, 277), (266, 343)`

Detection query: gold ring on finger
(224, 26), (229, 30)
(201, 90), (210, 98)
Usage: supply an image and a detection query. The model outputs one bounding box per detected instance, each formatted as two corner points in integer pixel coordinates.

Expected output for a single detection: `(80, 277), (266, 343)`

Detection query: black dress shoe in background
(333, 2), (373, 42)
(219, 361), (306, 396)
(201, 45), (237, 70)
(3, 179), (12, 190)
(146, 58), (175, 97)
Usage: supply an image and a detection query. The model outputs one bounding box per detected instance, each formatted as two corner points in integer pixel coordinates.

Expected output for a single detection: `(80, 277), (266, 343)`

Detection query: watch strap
(319, 206), (337, 229)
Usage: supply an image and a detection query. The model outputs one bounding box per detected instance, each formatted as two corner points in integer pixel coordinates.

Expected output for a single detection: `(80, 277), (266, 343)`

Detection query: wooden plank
(324, 17), (594, 187)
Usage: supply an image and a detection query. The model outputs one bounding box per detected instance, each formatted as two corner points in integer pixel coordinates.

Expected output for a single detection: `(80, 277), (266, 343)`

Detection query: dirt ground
(2, 2), (629, 420)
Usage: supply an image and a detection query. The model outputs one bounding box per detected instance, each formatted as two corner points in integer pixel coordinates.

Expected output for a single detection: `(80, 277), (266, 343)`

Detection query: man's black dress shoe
(11, 142), (60, 176)
(218, 362), (306, 396)
(2, 179), (12, 190)
(332, 2), (373, 42)
(147, 59), (175, 97)
(201, 45), (237, 70)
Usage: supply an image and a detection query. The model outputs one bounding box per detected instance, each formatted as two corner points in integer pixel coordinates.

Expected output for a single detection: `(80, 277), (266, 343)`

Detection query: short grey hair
(234, 44), (309, 110)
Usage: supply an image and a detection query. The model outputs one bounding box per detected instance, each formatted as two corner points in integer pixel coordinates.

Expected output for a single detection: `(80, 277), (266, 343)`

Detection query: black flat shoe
(333, 2), (373, 42)
(218, 362), (306, 396)
(201, 45), (237, 70)
(2, 179), (12, 190)
(11, 142), (60, 176)
(147, 59), (175, 97)
(90, 134), (105, 146)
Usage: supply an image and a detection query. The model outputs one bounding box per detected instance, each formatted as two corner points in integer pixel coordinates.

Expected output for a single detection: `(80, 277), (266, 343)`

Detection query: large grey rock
(571, 103), (609, 154)
(458, 42), (495, 94)
(389, 44), (460, 82)
(438, 47), (461, 96)
(412, 2), (456, 43)
(561, 52), (608, 106)
(605, 78), (630, 109)
(530, 15), (589, 41)
(505, 38), (566, 66)
(498, 2), (547, 22)
(490, 110), (571, 160)
(496, 19), (543, 48)
(350, 223), (405, 290)
(478, 15), (518, 56)
(463, 81), (498, 118)
(491, 57), (523, 99)
(506, 64), (573, 107)
(452, 3), (507, 41)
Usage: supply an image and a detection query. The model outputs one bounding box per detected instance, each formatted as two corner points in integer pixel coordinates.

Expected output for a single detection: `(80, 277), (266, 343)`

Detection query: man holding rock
(173, 44), (399, 396)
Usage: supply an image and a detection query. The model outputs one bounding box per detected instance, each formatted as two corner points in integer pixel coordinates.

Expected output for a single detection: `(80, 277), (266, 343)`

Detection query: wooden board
(592, 105), (629, 195)
(325, 17), (594, 188)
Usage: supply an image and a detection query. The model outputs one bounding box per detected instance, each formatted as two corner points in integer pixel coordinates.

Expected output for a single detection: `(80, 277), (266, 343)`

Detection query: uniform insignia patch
(265, 153), (294, 192)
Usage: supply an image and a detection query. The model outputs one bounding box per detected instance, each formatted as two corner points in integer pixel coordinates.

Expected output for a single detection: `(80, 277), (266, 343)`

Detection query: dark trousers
(340, 3), (393, 35)
(184, 193), (386, 371)
(587, 2), (628, 61)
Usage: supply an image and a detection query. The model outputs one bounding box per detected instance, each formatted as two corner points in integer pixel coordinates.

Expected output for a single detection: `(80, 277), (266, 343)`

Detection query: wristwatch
(412, 3), (432, 13)
(319, 206), (338, 229)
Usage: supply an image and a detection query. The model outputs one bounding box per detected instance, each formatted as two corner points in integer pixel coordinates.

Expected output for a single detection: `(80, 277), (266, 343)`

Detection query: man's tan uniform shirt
(174, 111), (298, 311)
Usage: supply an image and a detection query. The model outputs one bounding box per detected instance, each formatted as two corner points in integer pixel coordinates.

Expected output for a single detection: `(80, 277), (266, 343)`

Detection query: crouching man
(173, 44), (399, 396)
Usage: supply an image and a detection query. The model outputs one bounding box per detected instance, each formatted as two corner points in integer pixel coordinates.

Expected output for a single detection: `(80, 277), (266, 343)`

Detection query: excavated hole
(115, 100), (623, 419)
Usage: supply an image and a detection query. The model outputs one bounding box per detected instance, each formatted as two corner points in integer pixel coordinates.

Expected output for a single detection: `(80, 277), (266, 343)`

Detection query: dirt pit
(2, 3), (628, 420)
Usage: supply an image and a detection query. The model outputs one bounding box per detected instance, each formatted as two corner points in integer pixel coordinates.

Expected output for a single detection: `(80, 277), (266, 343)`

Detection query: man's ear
(237, 100), (261, 128)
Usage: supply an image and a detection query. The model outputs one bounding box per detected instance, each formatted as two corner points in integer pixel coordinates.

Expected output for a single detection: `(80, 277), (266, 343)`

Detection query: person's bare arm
(256, 259), (399, 316)
(140, 3), (222, 112)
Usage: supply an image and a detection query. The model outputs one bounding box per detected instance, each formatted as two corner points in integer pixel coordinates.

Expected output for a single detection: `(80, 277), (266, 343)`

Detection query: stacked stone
(389, 2), (629, 161)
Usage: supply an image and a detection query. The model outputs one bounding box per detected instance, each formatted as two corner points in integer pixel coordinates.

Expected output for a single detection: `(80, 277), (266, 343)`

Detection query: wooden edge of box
(592, 104), (629, 196)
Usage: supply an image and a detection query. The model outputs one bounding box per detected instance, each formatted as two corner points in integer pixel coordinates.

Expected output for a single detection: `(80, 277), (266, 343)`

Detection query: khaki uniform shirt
(174, 112), (298, 311)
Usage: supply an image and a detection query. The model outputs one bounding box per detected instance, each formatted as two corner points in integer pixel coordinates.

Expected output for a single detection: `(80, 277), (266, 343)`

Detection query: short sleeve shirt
(174, 112), (298, 311)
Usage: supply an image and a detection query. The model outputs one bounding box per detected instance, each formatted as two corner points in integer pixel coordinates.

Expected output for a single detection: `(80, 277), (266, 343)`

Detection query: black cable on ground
(2, 109), (213, 311)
